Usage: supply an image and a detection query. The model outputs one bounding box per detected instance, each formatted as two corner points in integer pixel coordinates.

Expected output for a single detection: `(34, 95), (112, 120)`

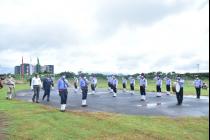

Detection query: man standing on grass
(194, 76), (203, 99)
(80, 74), (89, 107)
(57, 75), (70, 112)
(31, 73), (42, 103)
(42, 75), (54, 102)
(5, 74), (15, 100)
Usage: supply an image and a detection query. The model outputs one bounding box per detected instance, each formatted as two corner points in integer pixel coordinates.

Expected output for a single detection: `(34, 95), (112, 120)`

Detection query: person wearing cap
(73, 77), (79, 93)
(122, 77), (127, 92)
(109, 76), (115, 93)
(31, 74), (42, 103)
(90, 75), (97, 94)
(112, 76), (118, 97)
(42, 75), (54, 102)
(57, 75), (70, 112)
(194, 76), (203, 99)
(154, 75), (162, 97)
(139, 73), (147, 101)
(176, 76), (185, 105)
(165, 77), (171, 95)
(129, 76), (135, 95)
(80, 75), (89, 107)
(107, 76), (113, 93)
(5, 74), (15, 100)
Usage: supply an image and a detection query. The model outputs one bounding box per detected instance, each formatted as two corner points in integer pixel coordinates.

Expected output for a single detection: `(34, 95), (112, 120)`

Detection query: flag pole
(21, 57), (24, 80)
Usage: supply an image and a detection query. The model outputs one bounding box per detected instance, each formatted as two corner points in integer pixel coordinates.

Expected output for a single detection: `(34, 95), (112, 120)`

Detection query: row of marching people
(107, 73), (204, 105)
(107, 73), (148, 100)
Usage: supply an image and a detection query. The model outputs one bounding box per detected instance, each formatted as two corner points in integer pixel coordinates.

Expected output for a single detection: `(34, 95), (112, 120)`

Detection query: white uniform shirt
(154, 77), (162, 86)
(166, 79), (171, 85)
(94, 78), (97, 85)
(108, 77), (112, 83)
(31, 77), (42, 89)
(130, 78), (135, 85)
(112, 79), (118, 87)
(122, 79), (127, 84)
(194, 79), (202, 88)
(177, 79), (185, 88)
(139, 78), (147, 87)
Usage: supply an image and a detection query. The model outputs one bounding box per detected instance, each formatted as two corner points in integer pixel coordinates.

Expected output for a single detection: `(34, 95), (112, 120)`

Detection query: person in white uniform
(138, 73), (147, 101)
(129, 76), (135, 95)
(165, 77), (171, 95)
(90, 75), (97, 94)
(194, 76), (203, 99)
(31, 73), (42, 103)
(154, 75), (162, 97)
(112, 76), (118, 97)
(73, 77), (79, 93)
(122, 77), (127, 92)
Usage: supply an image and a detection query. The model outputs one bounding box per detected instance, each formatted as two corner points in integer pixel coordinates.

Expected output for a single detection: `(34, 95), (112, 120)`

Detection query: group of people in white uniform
(1, 73), (204, 112)
(106, 73), (204, 106)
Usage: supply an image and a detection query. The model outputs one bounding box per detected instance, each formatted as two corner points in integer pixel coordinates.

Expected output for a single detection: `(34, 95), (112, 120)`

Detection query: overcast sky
(0, 0), (209, 74)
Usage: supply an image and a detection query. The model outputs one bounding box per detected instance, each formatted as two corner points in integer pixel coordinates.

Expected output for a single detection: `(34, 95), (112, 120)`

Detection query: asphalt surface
(15, 88), (209, 117)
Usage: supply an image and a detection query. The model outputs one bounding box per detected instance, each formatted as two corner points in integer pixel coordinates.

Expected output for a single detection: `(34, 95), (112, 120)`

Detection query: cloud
(95, 0), (201, 38)
(0, 24), (78, 51)
(0, 0), (209, 74)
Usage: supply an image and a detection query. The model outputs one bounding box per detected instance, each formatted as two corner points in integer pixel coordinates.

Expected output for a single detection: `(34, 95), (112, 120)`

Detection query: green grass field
(0, 83), (209, 140)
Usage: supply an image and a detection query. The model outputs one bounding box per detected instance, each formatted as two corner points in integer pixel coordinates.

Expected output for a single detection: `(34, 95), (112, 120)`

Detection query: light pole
(196, 64), (200, 73)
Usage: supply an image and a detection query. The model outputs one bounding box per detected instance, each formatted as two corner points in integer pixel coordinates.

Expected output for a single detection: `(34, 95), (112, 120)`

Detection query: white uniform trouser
(61, 104), (66, 111)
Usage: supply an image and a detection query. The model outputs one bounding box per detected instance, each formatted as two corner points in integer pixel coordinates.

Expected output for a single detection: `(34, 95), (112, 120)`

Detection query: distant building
(14, 66), (21, 75)
(15, 64), (54, 75)
(45, 65), (54, 74)
(14, 64), (30, 75)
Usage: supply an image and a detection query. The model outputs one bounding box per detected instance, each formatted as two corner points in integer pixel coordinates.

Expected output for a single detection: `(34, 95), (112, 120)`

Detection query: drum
(172, 82), (176, 92)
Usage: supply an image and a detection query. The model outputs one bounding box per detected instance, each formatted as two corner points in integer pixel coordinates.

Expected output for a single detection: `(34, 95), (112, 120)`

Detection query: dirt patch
(70, 110), (117, 120)
(88, 131), (169, 140)
(0, 112), (8, 140)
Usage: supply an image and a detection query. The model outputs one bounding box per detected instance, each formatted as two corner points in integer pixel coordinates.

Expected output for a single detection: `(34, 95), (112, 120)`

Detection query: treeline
(55, 72), (209, 80)
(1, 72), (208, 80)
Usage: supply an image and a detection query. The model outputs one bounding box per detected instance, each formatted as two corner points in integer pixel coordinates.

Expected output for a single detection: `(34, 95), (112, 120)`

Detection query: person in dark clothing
(42, 76), (54, 102)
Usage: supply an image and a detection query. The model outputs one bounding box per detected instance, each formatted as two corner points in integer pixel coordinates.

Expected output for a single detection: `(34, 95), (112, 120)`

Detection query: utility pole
(196, 64), (200, 73)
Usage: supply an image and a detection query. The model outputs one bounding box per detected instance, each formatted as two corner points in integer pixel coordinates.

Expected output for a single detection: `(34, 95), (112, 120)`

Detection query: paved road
(15, 89), (209, 117)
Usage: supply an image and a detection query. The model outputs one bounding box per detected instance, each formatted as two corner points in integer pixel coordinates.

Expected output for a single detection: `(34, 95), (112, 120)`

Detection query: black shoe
(60, 110), (65, 112)
(47, 99), (50, 102)
(81, 105), (88, 107)
(32, 99), (35, 102)
(6, 97), (9, 100)
(36, 101), (39, 103)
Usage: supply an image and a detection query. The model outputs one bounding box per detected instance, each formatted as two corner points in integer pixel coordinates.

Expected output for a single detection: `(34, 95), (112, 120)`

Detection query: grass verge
(0, 84), (209, 140)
